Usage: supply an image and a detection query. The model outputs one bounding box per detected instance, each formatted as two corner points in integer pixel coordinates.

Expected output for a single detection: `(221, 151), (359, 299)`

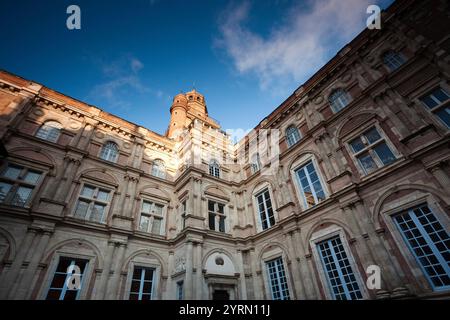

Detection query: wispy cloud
(216, 0), (376, 94)
(89, 55), (164, 110)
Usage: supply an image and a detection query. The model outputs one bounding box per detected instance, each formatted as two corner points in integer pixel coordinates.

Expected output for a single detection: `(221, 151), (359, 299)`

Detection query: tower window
(0, 164), (42, 207)
(139, 200), (165, 235)
(74, 184), (111, 224)
(383, 50), (405, 71)
(209, 159), (220, 178)
(285, 125), (301, 147)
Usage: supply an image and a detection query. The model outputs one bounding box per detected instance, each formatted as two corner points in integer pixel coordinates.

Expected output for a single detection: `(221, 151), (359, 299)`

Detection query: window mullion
(139, 269), (145, 300)
(263, 193), (271, 228)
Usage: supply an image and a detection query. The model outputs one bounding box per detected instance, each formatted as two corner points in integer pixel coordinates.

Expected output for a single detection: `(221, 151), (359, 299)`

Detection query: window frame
(253, 186), (276, 231)
(151, 159), (166, 179)
(293, 159), (327, 209)
(99, 141), (119, 163)
(125, 260), (161, 300)
(310, 227), (367, 300)
(209, 159), (220, 178)
(419, 86), (450, 129)
(265, 256), (291, 300)
(345, 123), (399, 176)
(137, 198), (167, 236)
(328, 88), (351, 113)
(250, 153), (261, 174)
(382, 50), (406, 72)
(40, 251), (95, 300)
(207, 199), (227, 233)
(0, 163), (43, 208)
(35, 120), (63, 143)
(72, 182), (113, 224)
(180, 199), (187, 230)
(176, 281), (184, 300)
(285, 125), (301, 148)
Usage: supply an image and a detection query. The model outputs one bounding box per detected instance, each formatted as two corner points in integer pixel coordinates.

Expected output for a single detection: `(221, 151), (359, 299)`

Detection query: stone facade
(0, 0), (449, 300)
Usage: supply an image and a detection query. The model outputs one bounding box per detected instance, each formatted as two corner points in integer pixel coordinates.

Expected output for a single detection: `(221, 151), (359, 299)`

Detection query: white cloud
(89, 55), (165, 109)
(217, 0), (375, 93)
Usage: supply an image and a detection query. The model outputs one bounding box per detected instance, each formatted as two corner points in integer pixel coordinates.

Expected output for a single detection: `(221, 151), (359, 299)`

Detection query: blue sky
(0, 0), (393, 137)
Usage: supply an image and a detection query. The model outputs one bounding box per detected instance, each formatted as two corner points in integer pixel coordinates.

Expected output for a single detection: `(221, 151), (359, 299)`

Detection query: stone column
(105, 242), (127, 299)
(93, 240), (116, 299)
(249, 248), (262, 299)
(235, 249), (247, 300)
(428, 163), (450, 190)
(165, 251), (174, 299)
(354, 200), (409, 297)
(286, 231), (306, 299)
(195, 242), (203, 299)
(77, 120), (98, 151)
(314, 136), (336, 179)
(295, 230), (318, 299)
(0, 228), (37, 299)
(374, 93), (409, 138)
(14, 230), (53, 299)
(184, 241), (194, 300)
(54, 157), (82, 203)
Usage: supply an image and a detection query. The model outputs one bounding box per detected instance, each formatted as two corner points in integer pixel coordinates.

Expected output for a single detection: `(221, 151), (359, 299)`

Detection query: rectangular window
(295, 160), (326, 208)
(393, 204), (450, 290)
(266, 257), (290, 300)
(420, 87), (450, 128)
(139, 200), (164, 235)
(348, 127), (396, 175)
(129, 266), (155, 300)
(74, 184), (111, 223)
(177, 281), (184, 300)
(0, 164), (42, 207)
(256, 188), (275, 230)
(208, 200), (226, 232)
(46, 257), (88, 300)
(317, 236), (363, 300)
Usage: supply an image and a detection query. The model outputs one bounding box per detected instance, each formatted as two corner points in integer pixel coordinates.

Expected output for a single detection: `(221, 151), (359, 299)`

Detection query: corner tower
(167, 93), (188, 139)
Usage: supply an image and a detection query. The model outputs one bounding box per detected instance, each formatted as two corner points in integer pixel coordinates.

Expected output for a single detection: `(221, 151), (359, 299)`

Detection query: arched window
(99, 141), (119, 163)
(35, 121), (62, 142)
(209, 159), (220, 178)
(383, 50), (405, 71)
(285, 125), (301, 147)
(151, 159), (166, 179)
(329, 89), (351, 113)
(250, 153), (261, 173)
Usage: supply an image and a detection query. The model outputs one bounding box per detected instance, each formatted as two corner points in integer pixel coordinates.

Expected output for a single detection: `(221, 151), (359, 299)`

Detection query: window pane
(74, 200), (90, 219)
(349, 137), (364, 153)
(142, 201), (151, 213)
(153, 203), (164, 216)
(363, 127), (381, 144)
(81, 185), (95, 198)
(218, 203), (224, 214)
(208, 200), (215, 212)
(266, 257), (290, 300)
(219, 216), (226, 232)
(435, 107), (450, 128)
(357, 153), (377, 174)
(139, 214), (150, 232)
(23, 171), (41, 185)
(421, 95), (438, 109)
(373, 142), (396, 165)
(96, 189), (110, 202)
(3, 165), (21, 180)
(11, 186), (33, 206)
(151, 217), (162, 235)
(0, 182), (12, 202)
(432, 88), (449, 103)
(209, 212), (215, 230)
(90, 203), (105, 223)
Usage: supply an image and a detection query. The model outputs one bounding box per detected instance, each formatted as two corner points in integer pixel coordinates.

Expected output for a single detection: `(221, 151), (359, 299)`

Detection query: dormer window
(209, 159), (220, 178)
